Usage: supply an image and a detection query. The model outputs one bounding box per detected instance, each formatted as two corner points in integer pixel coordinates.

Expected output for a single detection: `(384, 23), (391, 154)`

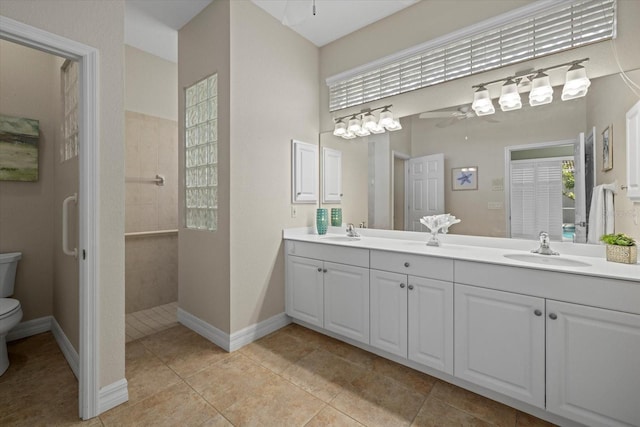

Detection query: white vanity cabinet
(454, 284), (546, 408)
(285, 240), (370, 344)
(369, 250), (454, 374)
(546, 300), (640, 427)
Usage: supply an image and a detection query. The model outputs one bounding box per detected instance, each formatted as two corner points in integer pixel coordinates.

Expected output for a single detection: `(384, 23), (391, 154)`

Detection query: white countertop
(283, 227), (640, 283)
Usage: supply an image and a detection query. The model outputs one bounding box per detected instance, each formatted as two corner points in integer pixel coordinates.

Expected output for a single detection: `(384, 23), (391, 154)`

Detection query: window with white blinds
(510, 159), (564, 240)
(328, 0), (616, 112)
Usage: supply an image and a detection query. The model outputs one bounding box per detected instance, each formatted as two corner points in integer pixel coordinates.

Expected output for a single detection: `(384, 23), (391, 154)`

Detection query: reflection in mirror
(320, 71), (640, 243)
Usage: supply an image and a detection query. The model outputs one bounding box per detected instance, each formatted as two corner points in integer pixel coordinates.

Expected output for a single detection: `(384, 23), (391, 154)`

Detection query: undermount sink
(504, 253), (591, 267)
(320, 235), (361, 242)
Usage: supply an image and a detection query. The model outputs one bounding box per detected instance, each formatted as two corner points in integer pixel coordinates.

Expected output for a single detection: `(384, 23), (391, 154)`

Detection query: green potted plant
(600, 233), (637, 264)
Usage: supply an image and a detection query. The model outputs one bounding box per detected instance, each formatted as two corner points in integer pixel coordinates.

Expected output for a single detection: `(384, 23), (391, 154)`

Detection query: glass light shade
(379, 109), (394, 127)
(370, 124), (386, 134)
(362, 113), (378, 131)
(333, 120), (346, 136)
(341, 131), (356, 140)
(347, 116), (361, 133)
(529, 72), (553, 106)
(355, 127), (371, 137)
(386, 120), (402, 131)
(471, 86), (495, 116)
(498, 79), (522, 111)
(562, 64), (591, 101)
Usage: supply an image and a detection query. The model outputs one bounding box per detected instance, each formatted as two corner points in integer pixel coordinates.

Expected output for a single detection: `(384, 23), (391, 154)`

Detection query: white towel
(587, 183), (617, 244)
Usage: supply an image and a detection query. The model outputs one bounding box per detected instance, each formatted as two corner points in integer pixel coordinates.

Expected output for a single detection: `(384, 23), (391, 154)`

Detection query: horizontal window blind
(328, 0), (616, 112)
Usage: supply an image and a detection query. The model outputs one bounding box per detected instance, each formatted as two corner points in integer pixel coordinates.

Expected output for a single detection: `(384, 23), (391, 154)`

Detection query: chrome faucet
(346, 223), (360, 238)
(531, 231), (559, 255)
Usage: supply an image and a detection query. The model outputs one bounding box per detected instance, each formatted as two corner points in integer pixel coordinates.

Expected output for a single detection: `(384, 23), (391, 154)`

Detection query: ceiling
(125, 0), (419, 62)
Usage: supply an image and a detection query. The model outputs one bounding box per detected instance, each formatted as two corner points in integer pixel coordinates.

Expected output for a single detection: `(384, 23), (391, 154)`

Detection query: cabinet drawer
(286, 240), (369, 268)
(370, 250), (453, 281)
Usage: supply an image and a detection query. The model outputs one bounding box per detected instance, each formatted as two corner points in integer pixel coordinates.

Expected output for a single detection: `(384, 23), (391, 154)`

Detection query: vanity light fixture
(332, 105), (401, 140)
(470, 58), (590, 115)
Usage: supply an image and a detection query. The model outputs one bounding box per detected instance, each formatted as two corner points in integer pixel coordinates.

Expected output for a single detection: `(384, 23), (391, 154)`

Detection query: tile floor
(125, 302), (178, 342)
(1, 323), (557, 426)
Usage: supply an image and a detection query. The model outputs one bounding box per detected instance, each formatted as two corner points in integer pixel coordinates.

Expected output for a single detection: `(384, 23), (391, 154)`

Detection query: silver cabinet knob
(400, 283), (406, 288)
(404, 262), (410, 267)
(323, 269), (327, 273)
(408, 284), (414, 290)
(549, 313), (558, 320)
(534, 309), (542, 316)
(317, 267), (322, 272)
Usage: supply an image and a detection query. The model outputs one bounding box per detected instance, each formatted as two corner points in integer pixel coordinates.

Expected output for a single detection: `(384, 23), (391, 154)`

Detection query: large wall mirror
(320, 69), (640, 244)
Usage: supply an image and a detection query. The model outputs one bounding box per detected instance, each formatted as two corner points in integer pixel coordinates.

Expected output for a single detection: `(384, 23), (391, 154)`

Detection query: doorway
(1, 16), (100, 419)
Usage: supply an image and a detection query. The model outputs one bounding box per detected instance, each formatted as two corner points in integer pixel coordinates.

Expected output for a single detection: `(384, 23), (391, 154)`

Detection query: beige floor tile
(411, 396), (494, 427)
(186, 353), (280, 412)
(198, 413), (234, 427)
(221, 374), (325, 427)
(305, 405), (365, 427)
(371, 356), (438, 396)
(239, 329), (316, 373)
(100, 382), (220, 427)
(279, 323), (336, 348)
(281, 349), (368, 402)
(140, 325), (230, 378)
(430, 381), (517, 427)
(330, 370), (427, 427)
(320, 338), (378, 371)
(516, 411), (557, 427)
(125, 341), (183, 403)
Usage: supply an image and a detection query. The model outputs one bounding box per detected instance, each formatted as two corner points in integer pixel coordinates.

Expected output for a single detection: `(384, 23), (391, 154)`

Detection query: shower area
(124, 46), (179, 342)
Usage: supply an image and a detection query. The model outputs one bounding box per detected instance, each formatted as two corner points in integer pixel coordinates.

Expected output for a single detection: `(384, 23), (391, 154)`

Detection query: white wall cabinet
(546, 300), (640, 427)
(454, 284), (546, 408)
(292, 140), (318, 203)
(626, 100), (640, 201)
(322, 147), (342, 203)
(323, 261), (369, 344)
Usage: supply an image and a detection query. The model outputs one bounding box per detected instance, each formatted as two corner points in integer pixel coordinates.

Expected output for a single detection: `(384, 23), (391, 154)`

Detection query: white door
(547, 300), (640, 427)
(323, 262), (369, 344)
(370, 269), (407, 357)
(407, 153), (444, 231)
(454, 284), (545, 408)
(408, 277), (453, 374)
(573, 132), (587, 242)
(286, 256), (324, 327)
(584, 127), (596, 231)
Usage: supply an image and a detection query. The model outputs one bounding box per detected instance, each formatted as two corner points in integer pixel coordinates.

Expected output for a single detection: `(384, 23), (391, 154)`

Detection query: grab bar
(125, 174), (165, 186)
(62, 193), (78, 258)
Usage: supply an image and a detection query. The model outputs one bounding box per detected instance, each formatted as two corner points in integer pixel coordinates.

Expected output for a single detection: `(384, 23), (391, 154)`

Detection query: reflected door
(407, 153), (444, 231)
(573, 132), (587, 243)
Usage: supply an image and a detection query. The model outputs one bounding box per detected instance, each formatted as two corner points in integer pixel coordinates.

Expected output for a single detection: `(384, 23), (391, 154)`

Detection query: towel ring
(621, 185), (628, 190)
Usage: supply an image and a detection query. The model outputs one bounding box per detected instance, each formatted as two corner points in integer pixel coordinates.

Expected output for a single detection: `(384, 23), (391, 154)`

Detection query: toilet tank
(0, 252), (22, 297)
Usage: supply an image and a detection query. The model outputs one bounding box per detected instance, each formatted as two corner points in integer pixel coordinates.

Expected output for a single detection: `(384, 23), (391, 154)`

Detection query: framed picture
(0, 114), (40, 182)
(452, 166), (478, 190)
(602, 125), (612, 171)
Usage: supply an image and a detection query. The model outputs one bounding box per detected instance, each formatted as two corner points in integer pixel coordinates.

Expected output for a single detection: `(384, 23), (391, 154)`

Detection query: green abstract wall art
(0, 114), (40, 181)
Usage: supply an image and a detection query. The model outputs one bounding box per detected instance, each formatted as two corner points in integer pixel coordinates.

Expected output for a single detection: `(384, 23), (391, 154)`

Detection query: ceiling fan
(418, 105), (499, 128)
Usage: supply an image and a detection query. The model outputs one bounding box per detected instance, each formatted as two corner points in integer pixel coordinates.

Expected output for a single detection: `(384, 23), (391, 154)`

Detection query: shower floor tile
(126, 302), (178, 342)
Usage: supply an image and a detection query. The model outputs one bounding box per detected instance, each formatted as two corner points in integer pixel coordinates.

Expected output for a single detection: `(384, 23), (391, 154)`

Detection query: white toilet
(0, 252), (23, 376)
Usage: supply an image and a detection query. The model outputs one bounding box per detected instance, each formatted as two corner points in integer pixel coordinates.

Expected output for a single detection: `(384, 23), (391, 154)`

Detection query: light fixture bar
(332, 104), (399, 140)
(471, 58), (590, 89)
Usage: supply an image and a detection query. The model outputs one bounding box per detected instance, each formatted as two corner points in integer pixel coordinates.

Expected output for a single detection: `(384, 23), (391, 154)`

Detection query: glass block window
(185, 74), (218, 231)
(61, 60), (79, 161)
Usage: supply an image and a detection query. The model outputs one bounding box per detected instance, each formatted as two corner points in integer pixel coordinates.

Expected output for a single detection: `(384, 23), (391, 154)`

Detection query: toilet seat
(0, 298), (20, 320)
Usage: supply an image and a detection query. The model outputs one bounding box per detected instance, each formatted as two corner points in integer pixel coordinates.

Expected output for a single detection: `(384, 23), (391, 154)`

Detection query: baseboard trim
(98, 378), (129, 414)
(51, 317), (80, 379)
(177, 308), (230, 351)
(6, 316), (52, 341)
(177, 308), (290, 352)
(229, 312), (291, 352)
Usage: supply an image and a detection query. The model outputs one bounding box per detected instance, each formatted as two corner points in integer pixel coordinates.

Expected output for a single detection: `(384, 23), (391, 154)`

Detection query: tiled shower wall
(125, 111), (178, 313)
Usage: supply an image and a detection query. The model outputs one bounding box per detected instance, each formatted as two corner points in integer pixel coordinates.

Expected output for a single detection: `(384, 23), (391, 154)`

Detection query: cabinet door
(408, 276), (453, 374)
(547, 300), (640, 427)
(322, 147), (342, 203)
(292, 140), (318, 203)
(454, 284), (545, 408)
(324, 262), (370, 344)
(286, 256), (323, 327)
(370, 269), (407, 357)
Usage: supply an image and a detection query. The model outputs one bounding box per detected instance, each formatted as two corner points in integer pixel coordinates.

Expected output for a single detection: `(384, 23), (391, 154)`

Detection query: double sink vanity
(283, 227), (640, 427)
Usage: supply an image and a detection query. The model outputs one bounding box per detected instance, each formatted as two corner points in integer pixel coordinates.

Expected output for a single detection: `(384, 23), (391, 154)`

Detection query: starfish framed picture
(452, 166), (478, 191)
